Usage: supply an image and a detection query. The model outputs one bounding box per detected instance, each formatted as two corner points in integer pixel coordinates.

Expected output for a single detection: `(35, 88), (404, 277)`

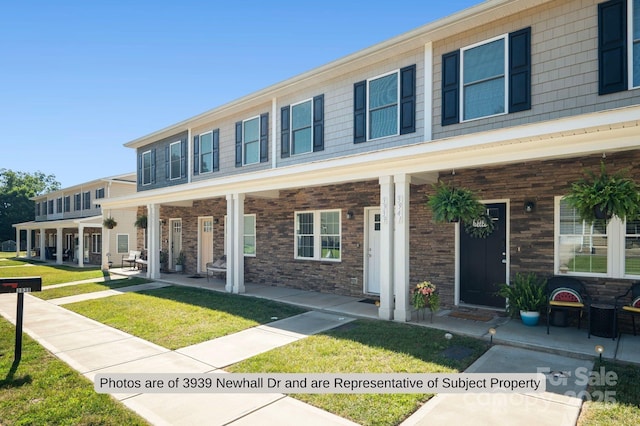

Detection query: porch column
(26, 229), (32, 259)
(393, 174), (411, 322)
(378, 176), (395, 320)
(78, 225), (85, 267)
(15, 227), (20, 258)
(39, 228), (46, 261)
(225, 194), (246, 293)
(56, 228), (63, 265)
(147, 204), (161, 279)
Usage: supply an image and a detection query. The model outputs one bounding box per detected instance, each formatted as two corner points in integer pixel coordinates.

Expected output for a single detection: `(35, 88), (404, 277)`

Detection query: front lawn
(64, 286), (307, 349)
(229, 319), (487, 426)
(0, 257), (105, 286)
(34, 277), (151, 300)
(0, 318), (148, 425)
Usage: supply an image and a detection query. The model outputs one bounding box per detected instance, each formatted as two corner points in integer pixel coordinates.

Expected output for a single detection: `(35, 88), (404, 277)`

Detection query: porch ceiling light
(524, 201), (536, 213)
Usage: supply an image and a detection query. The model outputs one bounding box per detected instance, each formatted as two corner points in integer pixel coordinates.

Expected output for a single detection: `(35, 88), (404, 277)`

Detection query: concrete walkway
(1, 277), (637, 425)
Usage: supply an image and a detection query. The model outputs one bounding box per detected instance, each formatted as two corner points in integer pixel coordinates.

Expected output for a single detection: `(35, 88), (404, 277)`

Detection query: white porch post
(56, 227), (63, 265)
(232, 193), (245, 294)
(225, 194), (235, 293)
(15, 227), (20, 258)
(148, 204), (161, 279)
(26, 228), (32, 259)
(378, 176), (395, 320)
(78, 225), (85, 267)
(39, 228), (46, 261)
(393, 174), (411, 322)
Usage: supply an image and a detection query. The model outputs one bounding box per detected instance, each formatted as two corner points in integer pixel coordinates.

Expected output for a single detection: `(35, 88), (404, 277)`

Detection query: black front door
(459, 203), (507, 308)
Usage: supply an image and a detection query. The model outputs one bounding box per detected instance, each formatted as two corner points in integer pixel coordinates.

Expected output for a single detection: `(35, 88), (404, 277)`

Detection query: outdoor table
(589, 303), (616, 339)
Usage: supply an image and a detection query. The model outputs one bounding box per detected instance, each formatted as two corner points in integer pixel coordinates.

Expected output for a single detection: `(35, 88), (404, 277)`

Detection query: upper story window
(74, 193), (81, 211)
(354, 65), (416, 143)
(95, 188), (104, 209)
(235, 113), (269, 167)
(82, 191), (91, 210)
(294, 209), (341, 261)
(193, 129), (219, 175)
(598, 0), (640, 93)
(141, 150), (153, 185)
(64, 196), (71, 212)
(555, 196), (640, 278)
(281, 95), (324, 158)
(47, 199), (54, 214)
(169, 141), (183, 180)
(442, 28), (531, 126)
(35, 202), (41, 216)
(56, 197), (63, 213)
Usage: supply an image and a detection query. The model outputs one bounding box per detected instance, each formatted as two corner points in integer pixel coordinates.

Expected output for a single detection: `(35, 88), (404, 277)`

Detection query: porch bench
(121, 250), (141, 270)
(206, 255), (227, 281)
(135, 258), (148, 271)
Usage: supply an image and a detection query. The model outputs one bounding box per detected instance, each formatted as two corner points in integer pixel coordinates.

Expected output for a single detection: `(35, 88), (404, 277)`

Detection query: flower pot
(175, 265), (183, 272)
(520, 311), (540, 326)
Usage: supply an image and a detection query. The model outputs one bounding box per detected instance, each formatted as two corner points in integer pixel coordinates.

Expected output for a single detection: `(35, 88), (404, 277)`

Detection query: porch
(112, 267), (640, 365)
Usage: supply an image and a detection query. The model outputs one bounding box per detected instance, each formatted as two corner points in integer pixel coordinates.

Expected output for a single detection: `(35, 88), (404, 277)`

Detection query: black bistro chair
(546, 276), (591, 336)
(615, 282), (640, 336)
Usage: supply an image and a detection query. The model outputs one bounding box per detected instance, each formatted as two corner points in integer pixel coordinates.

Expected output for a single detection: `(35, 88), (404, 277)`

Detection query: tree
(0, 169), (60, 244)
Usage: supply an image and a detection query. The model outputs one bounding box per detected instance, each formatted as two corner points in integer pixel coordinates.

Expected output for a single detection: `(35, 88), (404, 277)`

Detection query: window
(243, 117), (260, 165)
(556, 196), (640, 278)
(91, 233), (102, 254)
(95, 188), (104, 209)
(169, 141), (182, 180)
(462, 37), (506, 120)
(56, 197), (62, 213)
(64, 196), (71, 213)
(194, 130), (219, 175)
(354, 65), (415, 143)
(441, 28), (531, 125)
(295, 210), (341, 261)
(48, 200), (54, 215)
(142, 150), (152, 185)
(244, 214), (256, 256)
(83, 191), (91, 210)
(235, 113), (268, 166)
(74, 193), (81, 211)
(633, 0), (640, 87)
(281, 95), (324, 158)
(116, 234), (129, 254)
(35, 203), (41, 216)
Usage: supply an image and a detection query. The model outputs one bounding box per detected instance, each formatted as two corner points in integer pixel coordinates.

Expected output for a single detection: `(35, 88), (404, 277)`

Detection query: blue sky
(0, 0), (480, 188)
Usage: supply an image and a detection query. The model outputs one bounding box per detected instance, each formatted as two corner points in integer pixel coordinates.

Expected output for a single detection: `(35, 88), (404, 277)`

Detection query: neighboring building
(101, 0), (640, 322)
(13, 173), (137, 267)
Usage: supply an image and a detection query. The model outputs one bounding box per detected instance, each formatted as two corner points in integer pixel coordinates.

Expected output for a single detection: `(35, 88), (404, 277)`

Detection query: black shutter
(313, 94), (324, 151)
(193, 135), (200, 176)
(353, 80), (366, 143)
(599, 0), (628, 95)
(441, 50), (460, 126)
(260, 113), (269, 163)
(165, 145), (170, 179)
(235, 121), (243, 167)
(281, 106), (290, 158)
(400, 64), (416, 134)
(137, 153), (142, 185)
(212, 129), (220, 172)
(181, 139), (187, 178)
(151, 149), (156, 184)
(509, 27), (531, 113)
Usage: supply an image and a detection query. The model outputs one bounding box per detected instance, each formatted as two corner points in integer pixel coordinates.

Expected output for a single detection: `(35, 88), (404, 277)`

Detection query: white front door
(170, 219), (182, 270)
(365, 208), (381, 294)
(199, 217), (214, 272)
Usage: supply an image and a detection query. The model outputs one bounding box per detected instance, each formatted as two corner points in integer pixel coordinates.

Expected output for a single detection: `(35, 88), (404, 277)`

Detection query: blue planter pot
(520, 311), (540, 326)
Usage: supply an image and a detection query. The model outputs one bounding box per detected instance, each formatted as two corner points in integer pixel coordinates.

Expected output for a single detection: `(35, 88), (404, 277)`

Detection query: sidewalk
(0, 278), (634, 425)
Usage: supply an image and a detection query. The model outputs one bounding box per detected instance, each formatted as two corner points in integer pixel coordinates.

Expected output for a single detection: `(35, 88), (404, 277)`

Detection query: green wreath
(463, 212), (495, 238)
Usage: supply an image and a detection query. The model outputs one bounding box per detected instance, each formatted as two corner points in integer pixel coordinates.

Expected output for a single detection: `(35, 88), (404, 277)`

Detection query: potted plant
(565, 160), (640, 223)
(159, 250), (168, 272)
(497, 272), (546, 326)
(134, 214), (148, 229)
(411, 281), (440, 322)
(427, 182), (494, 238)
(102, 217), (117, 229)
(175, 251), (185, 272)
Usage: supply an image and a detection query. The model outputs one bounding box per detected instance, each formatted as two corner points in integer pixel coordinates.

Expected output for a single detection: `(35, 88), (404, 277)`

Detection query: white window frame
(83, 191), (91, 210)
(294, 209), (341, 262)
(223, 214), (257, 257)
(244, 214), (256, 257)
(366, 70), (400, 141)
(91, 233), (101, 254)
(628, 0), (640, 89)
(142, 150), (152, 186)
(199, 131), (214, 174)
(460, 33), (509, 122)
(243, 116), (260, 165)
(64, 196), (71, 212)
(554, 196), (638, 279)
(116, 234), (129, 254)
(74, 193), (81, 211)
(56, 197), (62, 213)
(169, 141), (182, 180)
(290, 98), (313, 155)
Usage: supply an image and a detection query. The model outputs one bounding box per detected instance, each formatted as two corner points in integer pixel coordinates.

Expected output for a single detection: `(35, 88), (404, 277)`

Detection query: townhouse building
(13, 173), (137, 267)
(101, 0), (640, 322)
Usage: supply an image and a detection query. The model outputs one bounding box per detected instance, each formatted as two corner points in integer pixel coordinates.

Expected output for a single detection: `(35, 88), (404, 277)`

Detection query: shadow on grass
(136, 285), (307, 324)
(0, 360), (32, 390)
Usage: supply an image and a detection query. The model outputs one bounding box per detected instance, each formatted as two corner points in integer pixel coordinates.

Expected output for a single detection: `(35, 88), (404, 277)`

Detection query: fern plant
(497, 272), (546, 317)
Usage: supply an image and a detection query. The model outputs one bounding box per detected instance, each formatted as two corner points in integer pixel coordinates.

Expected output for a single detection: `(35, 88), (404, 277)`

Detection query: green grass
(229, 319), (487, 426)
(0, 257), (105, 286)
(578, 360), (640, 426)
(34, 277), (152, 300)
(0, 318), (149, 426)
(568, 254), (607, 274)
(64, 286), (307, 349)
